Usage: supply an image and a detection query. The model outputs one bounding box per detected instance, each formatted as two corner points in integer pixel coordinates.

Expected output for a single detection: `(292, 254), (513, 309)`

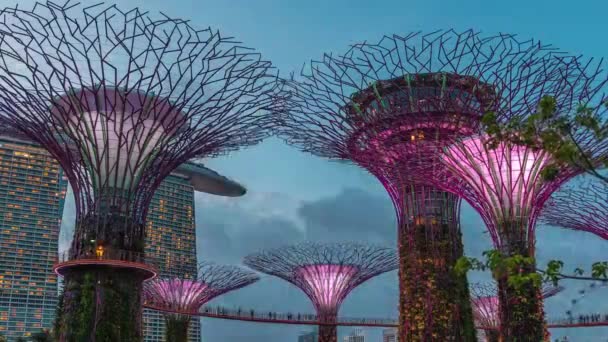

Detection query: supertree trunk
(165, 315), (190, 342)
(318, 324), (337, 342)
(496, 238), (545, 342)
(398, 187), (476, 342)
(485, 330), (500, 342)
(59, 268), (144, 342)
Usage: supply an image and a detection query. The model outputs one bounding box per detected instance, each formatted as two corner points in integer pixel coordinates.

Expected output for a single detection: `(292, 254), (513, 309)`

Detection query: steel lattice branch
(542, 176), (608, 239)
(243, 242), (398, 318)
(0, 1), (281, 233)
(144, 262), (259, 313)
(470, 282), (564, 329)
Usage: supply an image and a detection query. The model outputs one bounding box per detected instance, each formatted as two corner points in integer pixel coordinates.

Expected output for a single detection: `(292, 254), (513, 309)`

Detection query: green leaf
(538, 95), (557, 119)
(540, 165), (559, 181)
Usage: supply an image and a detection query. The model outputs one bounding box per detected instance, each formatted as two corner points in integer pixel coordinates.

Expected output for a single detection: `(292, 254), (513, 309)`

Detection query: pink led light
(51, 87), (186, 190)
(351, 117), (477, 166)
(440, 136), (566, 247)
(296, 264), (358, 313)
(471, 284), (563, 329)
(472, 296), (500, 328)
(144, 279), (209, 312)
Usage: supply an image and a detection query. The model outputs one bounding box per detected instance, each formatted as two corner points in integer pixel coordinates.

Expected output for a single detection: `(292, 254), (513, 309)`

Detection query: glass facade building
(0, 137), (67, 339)
(343, 328), (365, 342)
(143, 173), (201, 341)
(382, 328), (397, 342)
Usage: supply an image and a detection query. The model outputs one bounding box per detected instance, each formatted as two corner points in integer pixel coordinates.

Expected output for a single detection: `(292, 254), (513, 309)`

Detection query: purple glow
(296, 264), (358, 313)
(51, 88), (186, 190)
(144, 279), (210, 312)
(439, 136), (574, 247)
(349, 116), (477, 167)
(471, 284), (564, 328)
(472, 296), (500, 329)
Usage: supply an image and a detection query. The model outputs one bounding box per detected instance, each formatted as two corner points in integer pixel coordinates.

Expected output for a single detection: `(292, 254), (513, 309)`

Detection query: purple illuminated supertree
(470, 282), (564, 342)
(273, 30), (602, 341)
(0, 2), (279, 340)
(143, 262), (258, 342)
(434, 120), (605, 338)
(243, 242), (397, 342)
(542, 177), (608, 239)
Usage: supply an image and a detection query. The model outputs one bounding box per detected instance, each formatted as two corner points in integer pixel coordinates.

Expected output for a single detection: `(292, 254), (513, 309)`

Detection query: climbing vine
(456, 250), (549, 341)
(400, 223), (477, 341)
(58, 269), (143, 342)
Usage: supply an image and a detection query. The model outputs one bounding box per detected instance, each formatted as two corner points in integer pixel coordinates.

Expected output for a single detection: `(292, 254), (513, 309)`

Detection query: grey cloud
(298, 187), (396, 245)
(196, 192), (305, 264)
(59, 185), (76, 252)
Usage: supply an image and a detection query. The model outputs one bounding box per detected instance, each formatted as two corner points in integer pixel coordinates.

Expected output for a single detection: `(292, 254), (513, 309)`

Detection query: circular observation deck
(344, 73), (496, 162)
(54, 249), (158, 280)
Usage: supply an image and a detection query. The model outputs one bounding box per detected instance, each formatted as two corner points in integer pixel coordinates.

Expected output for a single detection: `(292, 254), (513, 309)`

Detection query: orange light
(95, 245), (104, 258)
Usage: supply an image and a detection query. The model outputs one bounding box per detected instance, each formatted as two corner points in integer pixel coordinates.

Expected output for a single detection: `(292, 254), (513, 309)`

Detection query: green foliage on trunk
(399, 223), (477, 341)
(57, 269), (143, 342)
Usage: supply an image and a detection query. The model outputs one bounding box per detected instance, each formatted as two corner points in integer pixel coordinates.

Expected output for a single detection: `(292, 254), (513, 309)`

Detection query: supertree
(243, 242), (397, 342)
(0, 2), (279, 340)
(143, 262), (259, 342)
(431, 71), (606, 340)
(542, 176), (608, 239)
(273, 30), (592, 341)
(470, 282), (564, 342)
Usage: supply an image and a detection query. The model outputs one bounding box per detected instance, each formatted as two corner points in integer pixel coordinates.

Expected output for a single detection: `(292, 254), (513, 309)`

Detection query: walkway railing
(144, 303), (398, 327)
(54, 248), (158, 280)
(56, 249), (158, 268)
(144, 303), (608, 329)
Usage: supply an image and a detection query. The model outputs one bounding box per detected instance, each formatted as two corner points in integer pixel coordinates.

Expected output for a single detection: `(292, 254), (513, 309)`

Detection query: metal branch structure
(272, 30), (606, 341)
(143, 262), (259, 342)
(434, 124), (604, 337)
(0, 2), (279, 340)
(542, 176), (608, 239)
(470, 282), (564, 342)
(243, 242), (397, 342)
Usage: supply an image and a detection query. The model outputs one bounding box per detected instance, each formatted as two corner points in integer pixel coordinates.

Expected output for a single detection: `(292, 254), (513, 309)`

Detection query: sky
(4, 0), (608, 340)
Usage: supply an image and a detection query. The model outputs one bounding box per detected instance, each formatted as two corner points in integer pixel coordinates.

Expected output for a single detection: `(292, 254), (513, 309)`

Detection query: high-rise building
(382, 328), (397, 342)
(143, 162), (245, 341)
(343, 328), (365, 342)
(298, 328), (318, 342)
(0, 136), (68, 339)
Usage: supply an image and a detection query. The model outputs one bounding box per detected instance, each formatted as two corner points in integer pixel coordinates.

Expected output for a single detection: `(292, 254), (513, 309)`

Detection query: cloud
(195, 191), (306, 264)
(298, 187), (396, 244)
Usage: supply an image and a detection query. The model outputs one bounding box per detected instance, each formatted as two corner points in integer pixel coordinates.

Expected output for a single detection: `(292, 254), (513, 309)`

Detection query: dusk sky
(8, 0), (606, 340)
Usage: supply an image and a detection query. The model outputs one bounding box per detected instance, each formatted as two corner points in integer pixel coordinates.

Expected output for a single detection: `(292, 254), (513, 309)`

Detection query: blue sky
(11, 0), (605, 340)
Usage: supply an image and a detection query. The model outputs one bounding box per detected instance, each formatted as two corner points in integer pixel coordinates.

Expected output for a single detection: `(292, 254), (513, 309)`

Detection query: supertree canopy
(274, 30), (596, 341)
(432, 80), (605, 339)
(542, 176), (608, 239)
(0, 2), (279, 340)
(243, 242), (397, 342)
(144, 262), (259, 342)
(470, 282), (564, 342)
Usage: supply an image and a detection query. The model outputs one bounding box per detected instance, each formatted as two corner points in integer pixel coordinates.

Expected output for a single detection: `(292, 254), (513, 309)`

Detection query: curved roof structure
(174, 162), (246, 197)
